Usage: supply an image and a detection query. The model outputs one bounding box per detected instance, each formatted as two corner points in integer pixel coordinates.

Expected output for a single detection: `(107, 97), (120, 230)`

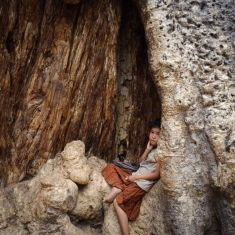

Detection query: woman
(102, 119), (161, 235)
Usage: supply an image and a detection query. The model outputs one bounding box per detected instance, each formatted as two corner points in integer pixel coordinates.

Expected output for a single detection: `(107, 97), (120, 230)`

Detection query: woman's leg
(113, 198), (129, 235)
(103, 187), (122, 203)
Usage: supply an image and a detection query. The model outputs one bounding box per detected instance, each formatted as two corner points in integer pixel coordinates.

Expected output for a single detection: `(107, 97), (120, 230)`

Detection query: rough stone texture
(0, 140), (172, 235)
(103, 180), (168, 235)
(115, 0), (161, 162)
(0, 0), (234, 234)
(102, 203), (122, 235)
(130, 181), (168, 235)
(63, 0), (81, 4)
(0, 141), (109, 235)
(0, 0), (161, 187)
(133, 0), (235, 234)
(0, 0), (121, 185)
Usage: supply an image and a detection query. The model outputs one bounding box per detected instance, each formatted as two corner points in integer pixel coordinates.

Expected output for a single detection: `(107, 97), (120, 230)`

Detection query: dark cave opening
(115, 0), (161, 162)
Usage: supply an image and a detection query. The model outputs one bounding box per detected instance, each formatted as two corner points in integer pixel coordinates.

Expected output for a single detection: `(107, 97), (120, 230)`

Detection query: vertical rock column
(134, 0), (235, 234)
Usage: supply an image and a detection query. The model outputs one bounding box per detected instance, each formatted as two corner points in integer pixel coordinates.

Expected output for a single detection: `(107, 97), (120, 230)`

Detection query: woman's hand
(138, 141), (153, 164)
(146, 141), (153, 151)
(125, 175), (137, 182)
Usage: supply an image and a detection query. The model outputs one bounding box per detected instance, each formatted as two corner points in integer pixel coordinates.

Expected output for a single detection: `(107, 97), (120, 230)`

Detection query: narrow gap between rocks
(115, 0), (162, 163)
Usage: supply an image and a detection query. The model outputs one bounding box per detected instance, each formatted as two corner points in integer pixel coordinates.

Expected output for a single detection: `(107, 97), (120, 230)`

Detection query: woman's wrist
(134, 175), (140, 180)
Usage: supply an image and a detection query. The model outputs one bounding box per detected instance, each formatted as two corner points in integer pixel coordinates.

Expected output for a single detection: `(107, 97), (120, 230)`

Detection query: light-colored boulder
(71, 156), (109, 221)
(0, 141), (108, 235)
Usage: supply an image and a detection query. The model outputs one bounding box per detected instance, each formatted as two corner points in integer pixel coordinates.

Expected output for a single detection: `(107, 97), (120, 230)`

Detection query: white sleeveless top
(132, 148), (157, 192)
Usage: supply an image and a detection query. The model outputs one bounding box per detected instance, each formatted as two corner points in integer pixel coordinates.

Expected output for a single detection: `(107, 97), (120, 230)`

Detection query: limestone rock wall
(134, 0), (235, 234)
(0, 141), (109, 235)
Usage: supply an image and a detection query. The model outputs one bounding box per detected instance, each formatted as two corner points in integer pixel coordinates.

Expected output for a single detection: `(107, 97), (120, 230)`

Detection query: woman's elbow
(155, 165), (160, 179)
(154, 171), (160, 180)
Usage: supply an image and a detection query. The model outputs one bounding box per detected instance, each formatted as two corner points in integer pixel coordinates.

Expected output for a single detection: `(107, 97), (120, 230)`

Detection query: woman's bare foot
(103, 187), (122, 203)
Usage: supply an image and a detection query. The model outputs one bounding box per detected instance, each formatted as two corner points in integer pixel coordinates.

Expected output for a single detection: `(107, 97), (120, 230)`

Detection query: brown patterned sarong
(102, 163), (146, 221)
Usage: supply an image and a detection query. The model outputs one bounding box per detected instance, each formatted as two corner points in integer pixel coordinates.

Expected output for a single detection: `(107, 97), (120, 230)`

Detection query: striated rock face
(0, 0), (161, 186)
(0, 0), (122, 185)
(62, 0), (81, 4)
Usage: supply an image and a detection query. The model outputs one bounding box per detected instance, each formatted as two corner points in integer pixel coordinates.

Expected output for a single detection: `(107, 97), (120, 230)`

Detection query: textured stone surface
(102, 180), (168, 235)
(0, 0), (121, 185)
(0, 0), (234, 234)
(115, 0), (161, 162)
(0, 0), (161, 187)
(0, 140), (177, 235)
(63, 0), (81, 4)
(0, 141), (109, 235)
(133, 0), (235, 234)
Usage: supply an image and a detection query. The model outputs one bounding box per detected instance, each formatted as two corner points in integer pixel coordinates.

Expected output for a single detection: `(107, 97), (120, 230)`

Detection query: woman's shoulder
(147, 148), (157, 161)
(148, 147), (157, 156)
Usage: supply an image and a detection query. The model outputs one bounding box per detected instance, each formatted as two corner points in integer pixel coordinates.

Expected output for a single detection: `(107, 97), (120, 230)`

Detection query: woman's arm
(126, 164), (160, 182)
(138, 141), (153, 163)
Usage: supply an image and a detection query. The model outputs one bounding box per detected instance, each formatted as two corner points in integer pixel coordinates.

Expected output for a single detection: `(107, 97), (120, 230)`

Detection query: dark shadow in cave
(115, 0), (161, 163)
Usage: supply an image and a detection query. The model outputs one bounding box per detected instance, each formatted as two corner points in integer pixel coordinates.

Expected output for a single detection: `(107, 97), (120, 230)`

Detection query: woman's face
(149, 127), (160, 147)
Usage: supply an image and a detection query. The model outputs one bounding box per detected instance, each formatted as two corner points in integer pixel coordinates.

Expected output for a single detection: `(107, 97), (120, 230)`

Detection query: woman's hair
(149, 118), (161, 129)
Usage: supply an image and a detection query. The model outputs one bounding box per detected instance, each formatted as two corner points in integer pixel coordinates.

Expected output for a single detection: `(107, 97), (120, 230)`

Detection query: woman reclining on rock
(102, 119), (161, 235)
